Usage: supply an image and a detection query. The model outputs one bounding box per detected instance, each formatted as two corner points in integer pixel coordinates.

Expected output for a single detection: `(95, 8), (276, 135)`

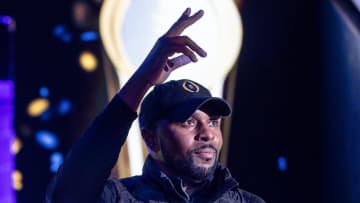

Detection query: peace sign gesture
(137, 8), (207, 85)
(118, 8), (207, 111)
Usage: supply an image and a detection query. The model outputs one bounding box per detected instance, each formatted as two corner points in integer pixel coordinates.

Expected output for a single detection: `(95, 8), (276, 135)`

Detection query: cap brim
(166, 97), (231, 122)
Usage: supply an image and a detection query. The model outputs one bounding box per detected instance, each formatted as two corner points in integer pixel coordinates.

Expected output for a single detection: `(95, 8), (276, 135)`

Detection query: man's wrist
(116, 70), (154, 112)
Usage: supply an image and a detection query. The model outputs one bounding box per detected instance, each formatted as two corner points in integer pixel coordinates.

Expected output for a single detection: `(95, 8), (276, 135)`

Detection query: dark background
(1, 0), (359, 203)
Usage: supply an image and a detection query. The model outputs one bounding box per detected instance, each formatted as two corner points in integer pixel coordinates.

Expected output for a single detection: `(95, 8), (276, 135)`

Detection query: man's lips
(194, 147), (216, 159)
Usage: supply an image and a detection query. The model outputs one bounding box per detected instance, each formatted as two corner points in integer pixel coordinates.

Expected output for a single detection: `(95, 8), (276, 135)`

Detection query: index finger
(165, 8), (204, 37)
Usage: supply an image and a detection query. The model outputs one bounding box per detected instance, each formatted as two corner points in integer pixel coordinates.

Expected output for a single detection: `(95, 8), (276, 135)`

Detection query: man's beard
(160, 142), (219, 183)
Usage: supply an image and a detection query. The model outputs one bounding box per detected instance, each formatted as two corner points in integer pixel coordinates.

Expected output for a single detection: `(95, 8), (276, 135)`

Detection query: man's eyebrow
(209, 115), (222, 120)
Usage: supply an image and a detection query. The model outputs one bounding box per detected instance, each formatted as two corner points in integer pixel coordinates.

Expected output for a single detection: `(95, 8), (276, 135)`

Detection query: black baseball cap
(139, 79), (231, 129)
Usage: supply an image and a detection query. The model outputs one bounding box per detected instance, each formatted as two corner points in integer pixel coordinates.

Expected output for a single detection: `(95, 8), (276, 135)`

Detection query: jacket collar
(142, 156), (239, 201)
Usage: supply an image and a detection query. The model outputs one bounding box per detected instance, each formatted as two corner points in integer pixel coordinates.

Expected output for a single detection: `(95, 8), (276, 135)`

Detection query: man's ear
(141, 128), (160, 152)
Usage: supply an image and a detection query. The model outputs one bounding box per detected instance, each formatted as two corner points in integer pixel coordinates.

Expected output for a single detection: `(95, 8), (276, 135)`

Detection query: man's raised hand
(137, 8), (207, 85)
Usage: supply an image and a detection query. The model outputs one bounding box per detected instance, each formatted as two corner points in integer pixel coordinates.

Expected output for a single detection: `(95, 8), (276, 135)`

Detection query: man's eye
(209, 119), (220, 127)
(182, 118), (196, 127)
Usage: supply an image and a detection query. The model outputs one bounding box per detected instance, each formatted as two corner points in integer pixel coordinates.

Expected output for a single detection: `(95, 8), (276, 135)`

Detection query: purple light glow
(0, 80), (16, 203)
(0, 16), (12, 25)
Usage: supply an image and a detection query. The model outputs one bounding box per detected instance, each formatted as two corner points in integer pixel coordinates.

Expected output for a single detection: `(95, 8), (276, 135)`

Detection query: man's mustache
(191, 144), (217, 154)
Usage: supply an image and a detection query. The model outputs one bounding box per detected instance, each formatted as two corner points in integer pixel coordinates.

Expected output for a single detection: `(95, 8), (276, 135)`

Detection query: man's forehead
(181, 109), (222, 120)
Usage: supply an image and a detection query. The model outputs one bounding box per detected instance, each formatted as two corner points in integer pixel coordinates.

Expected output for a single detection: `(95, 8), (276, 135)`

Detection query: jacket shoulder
(100, 177), (144, 202)
(102, 176), (167, 202)
(108, 176), (144, 193)
(238, 189), (266, 203)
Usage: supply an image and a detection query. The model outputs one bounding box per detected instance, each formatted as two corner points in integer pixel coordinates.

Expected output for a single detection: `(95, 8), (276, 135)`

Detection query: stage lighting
(35, 130), (59, 150)
(10, 137), (22, 155)
(80, 31), (99, 42)
(79, 51), (97, 72)
(12, 170), (23, 191)
(50, 152), (64, 173)
(58, 99), (72, 115)
(39, 86), (49, 98)
(27, 98), (50, 117)
(277, 156), (288, 172)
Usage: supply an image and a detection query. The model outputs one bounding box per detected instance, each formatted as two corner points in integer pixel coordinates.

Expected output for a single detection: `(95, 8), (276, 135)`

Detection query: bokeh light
(27, 98), (50, 117)
(35, 130), (58, 150)
(80, 31), (98, 42)
(39, 86), (49, 98)
(10, 137), (22, 155)
(277, 156), (288, 172)
(50, 152), (64, 173)
(12, 170), (23, 191)
(53, 24), (66, 37)
(57, 99), (72, 115)
(79, 51), (97, 72)
(53, 24), (72, 43)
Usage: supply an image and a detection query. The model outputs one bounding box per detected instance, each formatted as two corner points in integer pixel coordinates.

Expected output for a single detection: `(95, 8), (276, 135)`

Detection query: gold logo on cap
(182, 80), (200, 93)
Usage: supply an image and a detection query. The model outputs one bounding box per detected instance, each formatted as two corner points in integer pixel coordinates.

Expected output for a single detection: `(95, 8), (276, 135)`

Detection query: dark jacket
(46, 95), (265, 203)
(99, 157), (265, 203)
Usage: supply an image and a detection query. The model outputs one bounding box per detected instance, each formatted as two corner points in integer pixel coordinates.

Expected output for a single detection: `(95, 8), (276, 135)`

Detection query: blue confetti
(53, 24), (66, 37)
(50, 152), (64, 173)
(35, 130), (58, 150)
(39, 86), (49, 98)
(58, 99), (72, 115)
(277, 156), (288, 172)
(80, 31), (98, 42)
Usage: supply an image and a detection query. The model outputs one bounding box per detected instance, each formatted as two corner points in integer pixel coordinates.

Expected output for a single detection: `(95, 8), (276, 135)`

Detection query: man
(47, 8), (265, 203)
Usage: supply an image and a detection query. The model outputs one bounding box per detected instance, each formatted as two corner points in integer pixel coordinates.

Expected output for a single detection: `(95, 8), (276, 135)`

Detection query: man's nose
(198, 125), (215, 142)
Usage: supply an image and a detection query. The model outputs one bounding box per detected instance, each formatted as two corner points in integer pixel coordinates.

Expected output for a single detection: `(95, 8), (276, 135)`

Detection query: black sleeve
(98, 180), (119, 203)
(46, 94), (137, 203)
